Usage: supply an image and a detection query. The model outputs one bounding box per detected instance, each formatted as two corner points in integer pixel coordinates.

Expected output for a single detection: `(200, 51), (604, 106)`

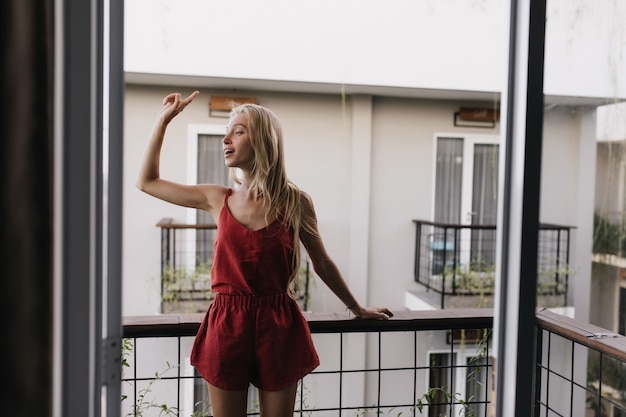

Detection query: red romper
(190, 189), (320, 391)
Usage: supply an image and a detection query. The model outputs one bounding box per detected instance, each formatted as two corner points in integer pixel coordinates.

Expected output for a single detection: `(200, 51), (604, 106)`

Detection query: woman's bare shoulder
(196, 184), (230, 215)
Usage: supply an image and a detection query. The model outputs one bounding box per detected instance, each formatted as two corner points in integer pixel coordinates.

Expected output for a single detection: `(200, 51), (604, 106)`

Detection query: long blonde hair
(228, 104), (317, 290)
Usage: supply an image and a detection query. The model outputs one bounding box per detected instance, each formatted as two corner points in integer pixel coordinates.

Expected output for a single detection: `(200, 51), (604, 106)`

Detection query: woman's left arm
(299, 193), (393, 320)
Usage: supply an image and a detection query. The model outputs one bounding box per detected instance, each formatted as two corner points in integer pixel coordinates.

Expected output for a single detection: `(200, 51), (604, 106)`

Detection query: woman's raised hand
(158, 91), (200, 125)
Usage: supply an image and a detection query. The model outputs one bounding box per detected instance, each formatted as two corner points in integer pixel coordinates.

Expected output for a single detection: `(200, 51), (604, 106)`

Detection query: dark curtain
(470, 144), (499, 266)
(428, 353), (453, 417)
(0, 1), (54, 416)
(434, 137), (463, 223)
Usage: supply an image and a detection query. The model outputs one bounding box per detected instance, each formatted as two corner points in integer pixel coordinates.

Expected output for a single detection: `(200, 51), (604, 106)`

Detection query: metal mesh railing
(413, 220), (573, 309)
(535, 309), (626, 417)
(121, 309), (494, 417)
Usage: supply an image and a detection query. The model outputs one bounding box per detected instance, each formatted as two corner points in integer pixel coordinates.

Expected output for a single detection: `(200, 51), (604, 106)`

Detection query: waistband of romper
(213, 292), (292, 308)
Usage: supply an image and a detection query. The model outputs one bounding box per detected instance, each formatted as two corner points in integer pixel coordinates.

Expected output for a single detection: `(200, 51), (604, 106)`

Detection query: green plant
(442, 258), (495, 294)
(189, 400), (212, 417)
(294, 379), (315, 417)
(587, 350), (626, 417)
(352, 330), (491, 417)
(422, 329), (490, 417)
(120, 338), (134, 403)
(442, 261), (495, 308)
(129, 363), (179, 417)
(593, 214), (626, 257)
(121, 338), (180, 417)
(537, 265), (571, 295)
(161, 259), (214, 313)
(352, 387), (479, 417)
(442, 258), (572, 309)
(414, 386), (478, 417)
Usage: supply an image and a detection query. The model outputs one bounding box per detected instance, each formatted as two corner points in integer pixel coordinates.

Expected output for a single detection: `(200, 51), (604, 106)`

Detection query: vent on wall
(454, 107), (500, 128)
(209, 96), (258, 117)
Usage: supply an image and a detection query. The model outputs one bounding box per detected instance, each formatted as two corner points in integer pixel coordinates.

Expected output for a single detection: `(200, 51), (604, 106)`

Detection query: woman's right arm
(136, 91), (225, 216)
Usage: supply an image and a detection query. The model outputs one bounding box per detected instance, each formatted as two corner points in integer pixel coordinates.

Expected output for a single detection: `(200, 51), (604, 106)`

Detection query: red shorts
(190, 292), (320, 391)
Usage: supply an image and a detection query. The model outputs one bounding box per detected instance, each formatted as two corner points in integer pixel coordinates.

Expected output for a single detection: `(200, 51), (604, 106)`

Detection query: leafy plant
(587, 349), (626, 414)
(294, 380), (315, 417)
(161, 259), (214, 313)
(414, 386), (478, 417)
(442, 258), (571, 309)
(593, 214), (626, 257)
(121, 338), (180, 417)
(189, 400), (212, 417)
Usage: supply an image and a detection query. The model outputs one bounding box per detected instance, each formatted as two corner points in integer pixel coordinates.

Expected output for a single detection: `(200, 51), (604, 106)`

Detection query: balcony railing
(121, 309), (626, 417)
(535, 309), (626, 417)
(413, 220), (574, 309)
(122, 309), (494, 417)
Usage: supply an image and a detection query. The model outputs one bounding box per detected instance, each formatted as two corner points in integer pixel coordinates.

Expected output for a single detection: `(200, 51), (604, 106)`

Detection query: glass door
(434, 135), (499, 271)
(463, 140), (499, 269)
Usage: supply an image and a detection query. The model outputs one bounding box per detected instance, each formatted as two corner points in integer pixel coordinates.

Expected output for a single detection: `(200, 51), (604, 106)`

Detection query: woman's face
(223, 113), (254, 169)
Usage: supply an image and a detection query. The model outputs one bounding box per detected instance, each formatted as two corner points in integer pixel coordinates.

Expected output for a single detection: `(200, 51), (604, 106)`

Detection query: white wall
(540, 105), (583, 225)
(124, 86), (191, 315)
(124, 0), (626, 100)
(544, 0), (626, 99)
(124, 0), (505, 92)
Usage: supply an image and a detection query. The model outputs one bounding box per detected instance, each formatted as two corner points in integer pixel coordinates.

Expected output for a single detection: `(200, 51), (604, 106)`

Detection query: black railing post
(160, 226), (170, 314)
(338, 334), (344, 414)
(452, 226), (459, 295)
(565, 228), (570, 305)
(533, 326), (543, 416)
(440, 225), (446, 309)
(555, 228), (562, 289)
(304, 260), (310, 311)
(415, 221), (422, 284)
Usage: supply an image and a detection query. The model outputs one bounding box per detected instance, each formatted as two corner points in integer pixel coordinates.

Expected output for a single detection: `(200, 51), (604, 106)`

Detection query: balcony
(121, 309), (626, 417)
(412, 220), (574, 309)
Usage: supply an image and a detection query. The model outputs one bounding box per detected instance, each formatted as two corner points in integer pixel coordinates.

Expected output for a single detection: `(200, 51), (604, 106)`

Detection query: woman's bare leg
(207, 383), (248, 417)
(258, 382), (298, 417)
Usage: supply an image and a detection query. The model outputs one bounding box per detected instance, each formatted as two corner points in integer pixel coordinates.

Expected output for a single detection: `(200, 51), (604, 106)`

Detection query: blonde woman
(137, 91), (393, 417)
